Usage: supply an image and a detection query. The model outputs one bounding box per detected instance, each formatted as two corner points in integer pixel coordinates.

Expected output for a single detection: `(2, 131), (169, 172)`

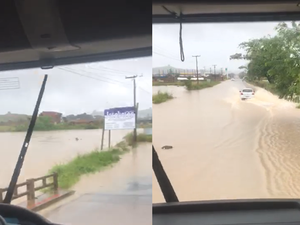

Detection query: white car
(240, 88), (255, 100)
(231, 78), (235, 81)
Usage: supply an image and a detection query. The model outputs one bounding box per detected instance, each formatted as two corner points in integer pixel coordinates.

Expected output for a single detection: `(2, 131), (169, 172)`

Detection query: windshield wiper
(3, 75), (48, 204)
(152, 145), (178, 203)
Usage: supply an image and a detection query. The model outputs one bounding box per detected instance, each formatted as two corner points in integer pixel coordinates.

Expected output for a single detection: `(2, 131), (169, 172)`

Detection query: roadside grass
(184, 81), (220, 91)
(48, 133), (151, 190)
(153, 91), (173, 104)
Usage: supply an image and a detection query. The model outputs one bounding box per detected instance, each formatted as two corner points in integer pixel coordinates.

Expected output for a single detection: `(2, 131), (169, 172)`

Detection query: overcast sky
(0, 57), (152, 115)
(153, 22), (283, 73)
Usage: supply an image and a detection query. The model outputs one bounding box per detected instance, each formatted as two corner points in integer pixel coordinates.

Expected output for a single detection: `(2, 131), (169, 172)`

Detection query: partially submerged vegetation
(49, 132), (152, 189)
(184, 80), (220, 91)
(153, 81), (185, 86)
(230, 21), (300, 106)
(153, 91), (173, 104)
(124, 132), (152, 146)
(0, 116), (151, 132)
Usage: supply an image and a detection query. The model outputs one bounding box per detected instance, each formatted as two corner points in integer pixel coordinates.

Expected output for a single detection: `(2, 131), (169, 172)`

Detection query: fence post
(53, 173), (58, 194)
(26, 179), (35, 208)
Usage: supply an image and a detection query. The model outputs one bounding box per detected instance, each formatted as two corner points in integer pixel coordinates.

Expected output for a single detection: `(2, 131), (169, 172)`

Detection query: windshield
(0, 57), (152, 224)
(242, 89), (253, 92)
(153, 21), (300, 203)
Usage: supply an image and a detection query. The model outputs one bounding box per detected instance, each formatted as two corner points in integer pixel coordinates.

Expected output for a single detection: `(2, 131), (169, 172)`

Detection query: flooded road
(0, 129), (130, 188)
(153, 79), (300, 203)
(43, 143), (152, 225)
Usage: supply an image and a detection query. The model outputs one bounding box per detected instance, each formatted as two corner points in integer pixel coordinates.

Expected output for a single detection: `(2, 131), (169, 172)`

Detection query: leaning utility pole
(125, 75), (140, 144)
(192, 55), (200, 84)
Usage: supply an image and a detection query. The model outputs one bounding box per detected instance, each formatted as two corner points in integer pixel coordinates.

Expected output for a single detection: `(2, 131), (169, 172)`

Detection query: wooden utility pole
(213, 65), (217, 75)
(126, 75), (141, 144)
(192, 55), (200, 84)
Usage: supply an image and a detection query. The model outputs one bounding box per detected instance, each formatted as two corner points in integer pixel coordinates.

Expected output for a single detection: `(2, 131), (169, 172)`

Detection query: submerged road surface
(42, 143), (151, 225)
(153, 79), (300, 203)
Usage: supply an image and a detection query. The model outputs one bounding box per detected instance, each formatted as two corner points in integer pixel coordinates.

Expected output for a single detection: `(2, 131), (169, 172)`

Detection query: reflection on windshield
(153, 21), (300, 203)
(0, 57), (152, 224)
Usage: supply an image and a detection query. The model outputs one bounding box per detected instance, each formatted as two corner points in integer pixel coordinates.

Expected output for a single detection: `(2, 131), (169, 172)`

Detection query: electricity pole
(125, 75), (139, 144)
(192, 55), (200, 84)
(212, 65), (216, 75)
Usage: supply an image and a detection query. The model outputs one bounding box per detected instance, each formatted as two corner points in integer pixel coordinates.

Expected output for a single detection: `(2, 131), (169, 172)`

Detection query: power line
(86, 65), (136, 76)
(58, 67), (127, 86)
(154, 45), (180, 60)
(66, 66), (129, 86)
(58, 67), (150, 95)
(153, 51), (181, 62)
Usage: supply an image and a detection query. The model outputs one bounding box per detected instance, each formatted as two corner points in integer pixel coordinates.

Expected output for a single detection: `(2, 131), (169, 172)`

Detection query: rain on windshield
(153, 21), (300, 203)
(0, 58), (152, 225)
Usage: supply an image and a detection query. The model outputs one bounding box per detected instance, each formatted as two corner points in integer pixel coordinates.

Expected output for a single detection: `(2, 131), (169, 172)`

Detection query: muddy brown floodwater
(153, 80), (300, 203)
(0, 129), (130, 189)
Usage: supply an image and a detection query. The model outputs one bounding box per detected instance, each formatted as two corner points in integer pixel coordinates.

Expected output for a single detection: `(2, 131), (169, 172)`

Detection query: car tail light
(252, 91), (255, 95)
(240, 91), (243, 95)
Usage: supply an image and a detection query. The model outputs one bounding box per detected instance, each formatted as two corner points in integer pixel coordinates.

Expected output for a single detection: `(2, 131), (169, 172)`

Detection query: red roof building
(39, 111), (62, 124)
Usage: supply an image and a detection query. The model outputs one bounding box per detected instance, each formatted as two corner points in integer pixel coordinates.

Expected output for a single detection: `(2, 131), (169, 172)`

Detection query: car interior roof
(152, 0), (300, 23)
(0, 0), (151, 71)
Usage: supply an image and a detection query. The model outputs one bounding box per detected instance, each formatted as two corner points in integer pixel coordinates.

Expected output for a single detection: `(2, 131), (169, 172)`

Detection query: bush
(123, 132), (152, 146)
(185, 80), (220, 91)
(153, 91), (173, 104)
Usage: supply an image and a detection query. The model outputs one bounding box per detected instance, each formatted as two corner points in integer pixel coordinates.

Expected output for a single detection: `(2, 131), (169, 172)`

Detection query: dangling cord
(179, 14), (185, 62)
(162, 6), (185, 62)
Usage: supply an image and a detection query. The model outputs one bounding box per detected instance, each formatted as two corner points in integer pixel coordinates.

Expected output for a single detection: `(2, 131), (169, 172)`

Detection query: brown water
(153, 80), (300, 203)
(0, 129), (131, 188)
(40, 143), (152, 224)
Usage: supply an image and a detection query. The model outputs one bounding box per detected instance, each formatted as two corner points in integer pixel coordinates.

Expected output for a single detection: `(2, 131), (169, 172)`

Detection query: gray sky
(153, 22), (282, 73)
(0, 57), (152, 115)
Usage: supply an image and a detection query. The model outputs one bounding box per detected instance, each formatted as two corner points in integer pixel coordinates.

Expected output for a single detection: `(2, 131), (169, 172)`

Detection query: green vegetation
(153, 91), (174, 104)
(11, 117), (101, 132)
(184, 79), (220, 91)
(49, 133), (151, 189)
(0, 116), (151, 132)
(124, 132), (152, 146)
(230, 21), (300, 104)
(49, 147), (126, 189)
(153, 81), (185, 86)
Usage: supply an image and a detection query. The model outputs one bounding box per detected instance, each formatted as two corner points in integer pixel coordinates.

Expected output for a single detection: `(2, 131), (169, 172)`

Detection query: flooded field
(0, 129), (131, 188)
(153, 80), (300, 202)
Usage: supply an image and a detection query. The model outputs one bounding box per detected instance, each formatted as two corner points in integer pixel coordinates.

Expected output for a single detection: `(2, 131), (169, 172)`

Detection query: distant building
(39, 111), (62, 124)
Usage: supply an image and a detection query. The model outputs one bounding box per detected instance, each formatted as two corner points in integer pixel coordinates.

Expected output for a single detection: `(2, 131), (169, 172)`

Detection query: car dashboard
(153, 199), (300, 225)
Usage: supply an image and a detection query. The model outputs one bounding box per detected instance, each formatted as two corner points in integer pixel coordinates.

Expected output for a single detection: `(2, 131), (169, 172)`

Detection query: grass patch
(123, 132), (152, 146)
(153, 91), (173, 104)
(153, 81), (185, 86)
(47, 132), (151, 190)
(184, 80), (220, 91)
(48, 141), (129, 190)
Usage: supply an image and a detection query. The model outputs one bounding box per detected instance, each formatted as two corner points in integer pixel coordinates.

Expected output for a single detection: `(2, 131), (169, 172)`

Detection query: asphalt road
(46, 176), (151, 225)
(45, 144), (152, 225)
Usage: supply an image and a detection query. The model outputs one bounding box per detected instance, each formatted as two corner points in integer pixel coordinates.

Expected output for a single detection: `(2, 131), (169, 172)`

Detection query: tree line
(230, 21), (300, 100)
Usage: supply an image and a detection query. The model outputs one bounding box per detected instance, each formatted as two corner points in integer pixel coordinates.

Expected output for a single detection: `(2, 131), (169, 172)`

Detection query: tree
(230, 21), (300, 99)
(34, 116), (54, 130)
